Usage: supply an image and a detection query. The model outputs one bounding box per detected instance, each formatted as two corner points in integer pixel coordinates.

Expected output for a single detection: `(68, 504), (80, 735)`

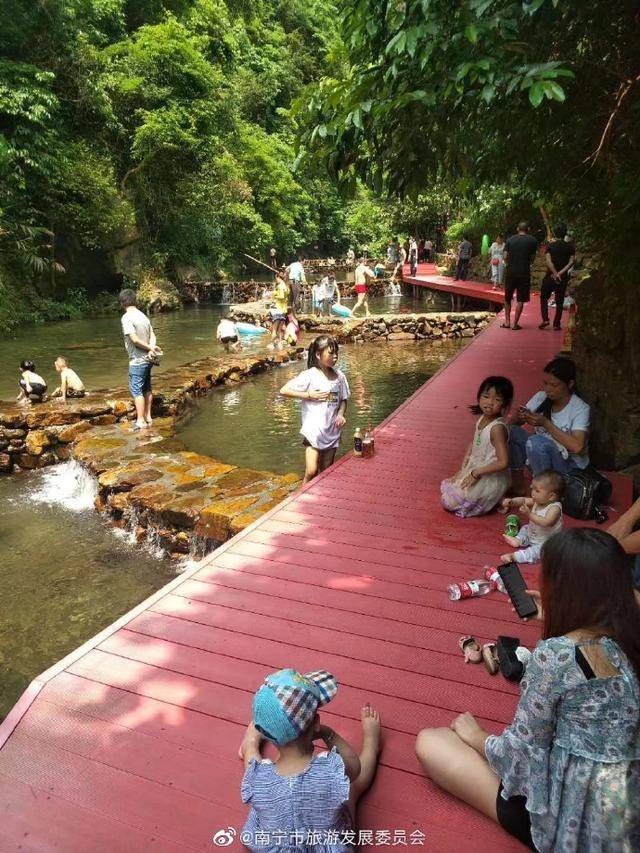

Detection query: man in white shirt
(286, 257), (306, 308)
(119, 289), (162, 431)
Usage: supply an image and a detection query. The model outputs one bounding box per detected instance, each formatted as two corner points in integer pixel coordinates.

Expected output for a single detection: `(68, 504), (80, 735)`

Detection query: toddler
(238, 669), (381, 853)
(17, 360), (47, 403)
(500, 469), (564, 564)
(51, 357), (85, 400)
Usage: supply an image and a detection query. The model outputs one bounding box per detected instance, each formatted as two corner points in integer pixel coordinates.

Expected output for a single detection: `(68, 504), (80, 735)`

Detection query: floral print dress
(485, 636), (640, 852)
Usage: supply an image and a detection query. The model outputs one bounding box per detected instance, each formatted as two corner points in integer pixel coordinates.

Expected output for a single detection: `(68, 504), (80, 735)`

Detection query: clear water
(178, 339), (464, 474)
(0, 464), (176, 720)
(0, 290), (449, 401)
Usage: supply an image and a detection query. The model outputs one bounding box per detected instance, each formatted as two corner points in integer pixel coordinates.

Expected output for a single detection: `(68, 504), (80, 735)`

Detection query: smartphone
(498, 562), (539, 620)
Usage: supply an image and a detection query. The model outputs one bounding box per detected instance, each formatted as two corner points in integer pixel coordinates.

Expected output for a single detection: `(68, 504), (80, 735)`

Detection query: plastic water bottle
(447, 579), (492, 600)
(484, 566), (507, 594)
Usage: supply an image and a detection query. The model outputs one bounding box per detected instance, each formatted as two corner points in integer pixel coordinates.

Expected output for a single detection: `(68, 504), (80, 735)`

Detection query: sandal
(512, 324), (522, 330)
(538, 321), (550, 329)
(500, 322), (511, 329)
(459, 636), (483, 664)
(482, 643), (499, 675)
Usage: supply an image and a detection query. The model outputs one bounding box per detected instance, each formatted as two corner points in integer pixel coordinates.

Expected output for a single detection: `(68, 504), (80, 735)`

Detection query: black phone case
(498, 562), (539, 619)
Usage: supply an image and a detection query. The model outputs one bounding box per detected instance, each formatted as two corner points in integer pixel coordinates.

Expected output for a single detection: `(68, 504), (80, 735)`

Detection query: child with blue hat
(239, 668), (382, 851)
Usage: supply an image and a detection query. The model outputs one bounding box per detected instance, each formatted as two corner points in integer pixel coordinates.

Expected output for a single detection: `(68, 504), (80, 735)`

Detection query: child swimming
(441, 376), (513, 517)
(280, 335), (349, 483)
(50, 357), (85, 400)
(238, 668), (381, 852)
(500, 469), (564, 564)
(16, 360), (47, 403)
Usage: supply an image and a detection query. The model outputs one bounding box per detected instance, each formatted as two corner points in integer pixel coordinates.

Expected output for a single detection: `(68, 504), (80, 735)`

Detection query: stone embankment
(229, 305), (492, 343)
(0, 349), (301, 558)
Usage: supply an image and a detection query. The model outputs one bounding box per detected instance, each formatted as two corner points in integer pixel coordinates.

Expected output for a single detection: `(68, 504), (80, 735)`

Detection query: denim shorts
(128, 362), (152, 397)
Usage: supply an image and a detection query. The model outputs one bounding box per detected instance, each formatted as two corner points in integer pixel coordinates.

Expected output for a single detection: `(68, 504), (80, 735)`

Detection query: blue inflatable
(331, 303), (352, 318)
(236, 321), (267, 335)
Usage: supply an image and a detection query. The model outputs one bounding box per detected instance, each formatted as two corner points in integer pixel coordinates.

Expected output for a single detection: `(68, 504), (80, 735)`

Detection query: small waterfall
(221, 284), (231, 304)
(383, 280), (402, 296)
(29, 460), (98, 512)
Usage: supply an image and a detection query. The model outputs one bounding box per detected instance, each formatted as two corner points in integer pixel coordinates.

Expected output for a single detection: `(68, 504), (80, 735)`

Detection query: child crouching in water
(51, 357), (85, 400)
(500, 469), (564, 564)
(441, 376), (513, 517)
(238, 669), (381, 852)
(17, 360), (47, 403)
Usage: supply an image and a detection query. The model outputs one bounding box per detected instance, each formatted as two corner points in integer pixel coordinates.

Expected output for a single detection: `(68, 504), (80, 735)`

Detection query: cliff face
(573, 271), (640, 481)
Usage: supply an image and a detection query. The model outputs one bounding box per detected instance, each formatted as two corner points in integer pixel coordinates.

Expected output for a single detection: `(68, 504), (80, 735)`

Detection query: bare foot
(500, 552), (515, 564)
(238, 722), (263, 761)
(361, 703), (382, 752)
(503, 534), (520, 548)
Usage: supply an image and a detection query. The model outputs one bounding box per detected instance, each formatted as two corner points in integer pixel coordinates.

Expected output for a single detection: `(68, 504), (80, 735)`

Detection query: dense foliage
(297, 0), (640, 258)
(0, 0), (391, 329)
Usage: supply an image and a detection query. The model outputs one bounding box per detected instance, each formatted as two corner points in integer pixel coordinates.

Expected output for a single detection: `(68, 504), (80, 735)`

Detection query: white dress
(441, 417), (511, 517)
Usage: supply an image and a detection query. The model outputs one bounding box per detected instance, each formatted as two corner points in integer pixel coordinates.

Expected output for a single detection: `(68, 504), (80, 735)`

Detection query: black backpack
(562, 467), (612, 523)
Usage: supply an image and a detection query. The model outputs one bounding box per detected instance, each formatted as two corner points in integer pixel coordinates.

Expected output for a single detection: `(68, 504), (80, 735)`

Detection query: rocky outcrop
(137, 275), (183, 313)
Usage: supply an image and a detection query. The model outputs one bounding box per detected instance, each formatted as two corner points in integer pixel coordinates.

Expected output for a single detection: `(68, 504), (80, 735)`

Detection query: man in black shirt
(503, 222), (538, 329)
(539, 222), (575, 330)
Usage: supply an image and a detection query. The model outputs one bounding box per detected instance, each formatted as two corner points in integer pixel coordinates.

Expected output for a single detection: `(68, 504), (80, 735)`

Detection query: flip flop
(512, 324), (522, 330)
(459, 636), (483, 664)
(482, 643), (499, 675)
(500, 323), (511, 329)
(538, 321), (550, 329)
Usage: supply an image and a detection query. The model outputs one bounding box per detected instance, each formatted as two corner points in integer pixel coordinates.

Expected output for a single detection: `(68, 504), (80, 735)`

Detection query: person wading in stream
(119, 289), (162, 431)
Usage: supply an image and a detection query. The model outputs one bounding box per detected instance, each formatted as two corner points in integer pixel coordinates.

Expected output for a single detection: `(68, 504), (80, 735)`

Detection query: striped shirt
(241, 749), (353, 852)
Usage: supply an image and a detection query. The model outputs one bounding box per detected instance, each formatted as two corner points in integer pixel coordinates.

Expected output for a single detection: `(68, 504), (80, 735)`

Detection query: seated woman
(415, 528), (640, 851)
(510, 356), (589, 476)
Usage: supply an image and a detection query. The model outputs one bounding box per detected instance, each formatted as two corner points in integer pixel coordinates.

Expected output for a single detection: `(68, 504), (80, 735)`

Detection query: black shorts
(505, 273), (531, 303)
(496, 783), (535, 850)
(20, 381), (46, 399)
(220, 335), (238, 344)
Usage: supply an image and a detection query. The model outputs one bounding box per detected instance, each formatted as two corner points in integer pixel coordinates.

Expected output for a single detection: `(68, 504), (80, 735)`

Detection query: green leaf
(481, 84), (495, 103)
(529, 81), (544, 107)
(464, 24), (479, 44)
(546, 81), (566, 101)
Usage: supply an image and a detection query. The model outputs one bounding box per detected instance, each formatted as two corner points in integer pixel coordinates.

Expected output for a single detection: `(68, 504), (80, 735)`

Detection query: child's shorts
(513, 525), (541, 564)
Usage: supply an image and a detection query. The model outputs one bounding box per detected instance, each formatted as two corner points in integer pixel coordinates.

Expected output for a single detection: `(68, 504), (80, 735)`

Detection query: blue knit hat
(252, 668), (338, 745)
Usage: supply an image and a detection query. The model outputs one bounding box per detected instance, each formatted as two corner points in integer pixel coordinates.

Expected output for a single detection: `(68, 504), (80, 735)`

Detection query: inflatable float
(235, 321), (267, 335)
(331, 303), (353, 318)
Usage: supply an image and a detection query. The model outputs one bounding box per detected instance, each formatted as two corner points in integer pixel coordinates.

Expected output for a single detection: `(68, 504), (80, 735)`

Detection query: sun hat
(252, 668), (338, 745)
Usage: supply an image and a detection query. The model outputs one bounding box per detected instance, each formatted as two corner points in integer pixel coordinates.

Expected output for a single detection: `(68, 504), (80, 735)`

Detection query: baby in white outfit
(500, 470), (564, 564)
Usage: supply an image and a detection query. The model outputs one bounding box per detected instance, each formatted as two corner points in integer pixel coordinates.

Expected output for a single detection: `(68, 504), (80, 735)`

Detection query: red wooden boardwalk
(0, 301), (631, 852)
(403, 262), (506, 305)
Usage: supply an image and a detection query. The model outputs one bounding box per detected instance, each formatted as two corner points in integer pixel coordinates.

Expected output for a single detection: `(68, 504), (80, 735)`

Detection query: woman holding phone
(415, 528), (640, 851)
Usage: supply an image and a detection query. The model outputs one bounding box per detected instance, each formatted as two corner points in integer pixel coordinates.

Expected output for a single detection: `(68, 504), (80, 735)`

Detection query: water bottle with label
(447, 579), (492, 600)
(353, 427), (363, 457)
(484, 565), (507, 594)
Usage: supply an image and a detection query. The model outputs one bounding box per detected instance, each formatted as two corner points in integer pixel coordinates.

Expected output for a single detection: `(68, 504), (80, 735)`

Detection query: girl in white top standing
(488, 234), (506, 289)
(441, 376), (513, 517)
(280, 335), (350, 483)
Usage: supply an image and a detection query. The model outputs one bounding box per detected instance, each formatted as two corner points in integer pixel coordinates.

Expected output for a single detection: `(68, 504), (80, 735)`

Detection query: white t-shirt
(314, 280), (327, 301)
(489, 242), (505, 262)
(526, 391), (590, 468)
(528, 501), (563, 546)
(217, 319), (237, 339)
(121, 307), (156, 365)
(288, 261), (305, 282)
(287, 367), (350, 450)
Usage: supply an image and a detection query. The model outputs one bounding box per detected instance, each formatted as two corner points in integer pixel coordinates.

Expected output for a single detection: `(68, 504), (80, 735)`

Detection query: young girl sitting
(238, 668), (381, 852)
(441, 376), (513, 517)
(16, 360), (47, 403)
(500, 469), (564, 564)
(280, 335), (349, 483)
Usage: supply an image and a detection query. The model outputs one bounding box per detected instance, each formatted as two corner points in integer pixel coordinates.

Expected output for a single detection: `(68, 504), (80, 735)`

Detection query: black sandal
(538, 321), (550, 329)
(512, 324), (522, 330)
(500, 322), (511, 329)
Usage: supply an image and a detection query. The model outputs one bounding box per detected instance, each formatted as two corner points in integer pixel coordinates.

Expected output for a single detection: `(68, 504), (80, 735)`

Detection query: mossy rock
(137, 276), (182, 313)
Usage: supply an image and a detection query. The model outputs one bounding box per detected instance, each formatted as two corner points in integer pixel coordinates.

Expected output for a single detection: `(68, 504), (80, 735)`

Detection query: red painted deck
(403, 262), (506, 305)
(0, 301), (631, 852)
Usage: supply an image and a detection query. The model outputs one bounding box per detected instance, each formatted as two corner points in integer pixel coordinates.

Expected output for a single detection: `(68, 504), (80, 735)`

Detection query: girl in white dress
(441, 376), (513, 517)
(280, 335), (349, 484)
(488, 235), (506, 289)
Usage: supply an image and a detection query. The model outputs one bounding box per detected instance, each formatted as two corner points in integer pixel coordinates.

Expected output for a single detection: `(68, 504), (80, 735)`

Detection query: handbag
(491, 258), (500, 266)
(562, 467), (612, 522)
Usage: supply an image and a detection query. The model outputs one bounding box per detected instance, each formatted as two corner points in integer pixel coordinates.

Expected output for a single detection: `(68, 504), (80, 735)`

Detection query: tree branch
(583, 73), (640, 168)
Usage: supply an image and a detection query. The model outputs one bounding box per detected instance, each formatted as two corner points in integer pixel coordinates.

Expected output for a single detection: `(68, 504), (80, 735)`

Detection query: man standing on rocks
(119, 289), (162, 431)
(286, 256), (306, 309)
(503, 221), (538, 330)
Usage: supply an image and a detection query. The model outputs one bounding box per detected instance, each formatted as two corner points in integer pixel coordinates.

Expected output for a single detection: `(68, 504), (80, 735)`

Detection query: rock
(0, 453), (12, 472)
(0, 411), (26, 428)
(55, 445), (72, 461)
(387, 332), (415, 342)
(90, 414), (117, 426)
(17, 453), (40, 469)
(109, 400), (131, 418)
(137, 275), (182, 313)
(461, 328), (474, 337)
(25, 430), (53, 455)
(98, 464), (164, 492)
(58, 421), (95, 443)
(40, 451), (57, 467)
(197, 496), (261, 541)
(26, 411), (81, 429)
(107, 492), (131, 513)
(2, 428), (26, 440)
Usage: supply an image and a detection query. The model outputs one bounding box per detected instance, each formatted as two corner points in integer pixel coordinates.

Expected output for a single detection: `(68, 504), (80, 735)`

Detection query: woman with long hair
(416, 528), (640, 851)
(509, 356), (590, 476)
